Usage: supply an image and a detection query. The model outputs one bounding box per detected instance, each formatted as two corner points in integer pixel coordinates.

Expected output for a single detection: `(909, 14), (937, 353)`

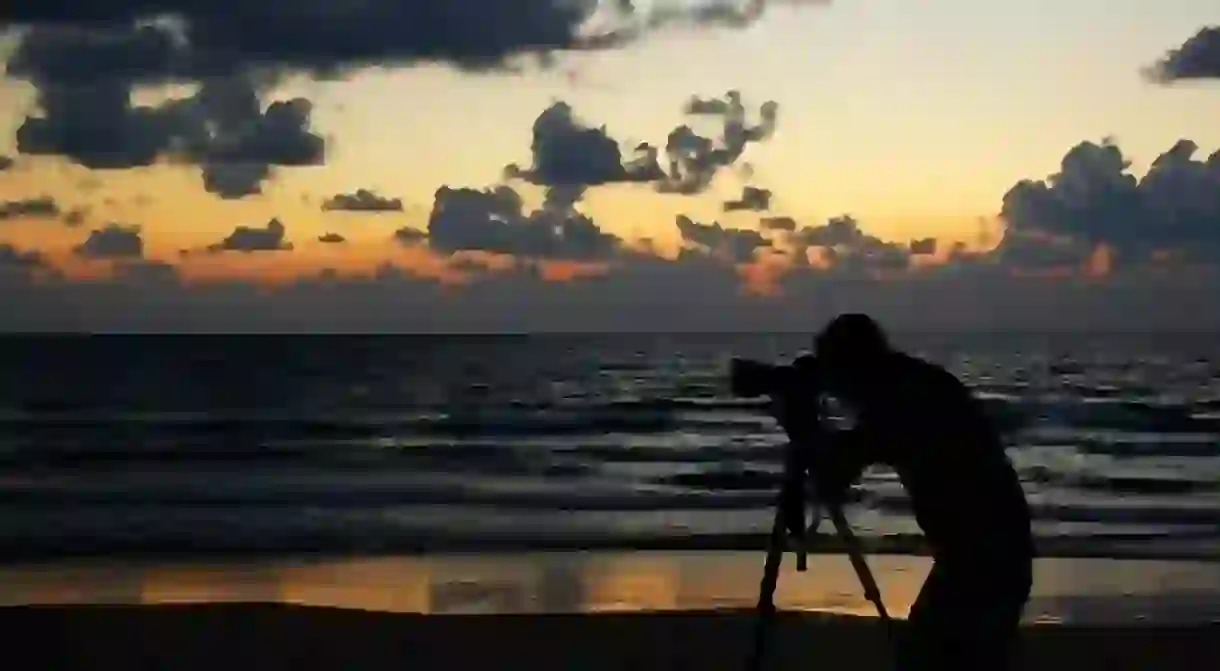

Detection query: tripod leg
(745, 503), (788, 671)
(826, 505), (898, 663)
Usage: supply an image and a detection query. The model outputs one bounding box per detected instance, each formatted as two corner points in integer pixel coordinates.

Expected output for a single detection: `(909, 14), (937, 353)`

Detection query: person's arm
(772, 396), (880, 508)
(805, 426), (881, 506)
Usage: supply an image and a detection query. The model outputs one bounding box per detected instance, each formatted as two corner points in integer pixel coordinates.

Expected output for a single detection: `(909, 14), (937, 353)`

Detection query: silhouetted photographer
(732, 313), (1033, 671)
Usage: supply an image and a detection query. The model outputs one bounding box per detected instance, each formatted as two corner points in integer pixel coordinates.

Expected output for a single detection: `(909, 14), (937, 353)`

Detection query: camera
(728, 354), (820, 398)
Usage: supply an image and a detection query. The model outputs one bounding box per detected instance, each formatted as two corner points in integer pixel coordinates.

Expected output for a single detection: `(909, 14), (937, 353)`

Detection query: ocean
(0, 333), (1217, 560)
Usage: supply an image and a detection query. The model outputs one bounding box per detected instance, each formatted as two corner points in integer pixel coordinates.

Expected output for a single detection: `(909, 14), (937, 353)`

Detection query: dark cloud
(675, 215), (770, 263)
(0, 156), (14, 170)
(63, 208), (88, 227)
(1148, 27), (1220, 82)
(206, 217), (293, 252)
(73, 223), (144, 259)
(201, 163), (270, 199)
(0, 197), (60, 220)
(12, 73), (324, 196)
(998, 138), (1220, 266)
(506, 91), (777, 195)
(318, 232), (345, 244)
(791, 215), (915, 272)
(0, 243), (46, 269)
(426, 184), (621, 261)
(322, 189), (405, 213)
(0, 2), (830, 84)
(3, 242), (1218, 333)
(661, 91), (778, 194)
(988, 231), (1092, 271)
(504, 101), (664, 187)
(392, 226), (427, 247)
(909, 238), (937, 256)
(760, 215), (797, 232)
(724, 186), (772, 212)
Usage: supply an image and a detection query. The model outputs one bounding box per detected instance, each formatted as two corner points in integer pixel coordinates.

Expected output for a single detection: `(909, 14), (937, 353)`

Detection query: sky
(0, 0), (1218, 332)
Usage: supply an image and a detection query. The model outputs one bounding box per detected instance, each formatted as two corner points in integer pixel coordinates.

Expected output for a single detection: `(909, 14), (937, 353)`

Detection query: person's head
(814, 313), (892, 403)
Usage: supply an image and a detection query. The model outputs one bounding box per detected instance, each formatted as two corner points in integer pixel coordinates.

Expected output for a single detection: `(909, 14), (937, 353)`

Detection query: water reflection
(1, 552), (1219, 623)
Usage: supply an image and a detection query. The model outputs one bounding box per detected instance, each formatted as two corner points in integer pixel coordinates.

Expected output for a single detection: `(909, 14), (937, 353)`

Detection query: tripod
(744, 439), (895, 671)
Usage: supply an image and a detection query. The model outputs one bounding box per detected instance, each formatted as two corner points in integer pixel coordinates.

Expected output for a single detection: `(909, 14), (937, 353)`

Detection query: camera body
(728, 354), (821, 399)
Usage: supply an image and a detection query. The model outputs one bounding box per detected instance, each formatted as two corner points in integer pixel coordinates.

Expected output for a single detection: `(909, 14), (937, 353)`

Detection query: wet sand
(7, 602), (1220, 671)
(3, 551), (1219, 670)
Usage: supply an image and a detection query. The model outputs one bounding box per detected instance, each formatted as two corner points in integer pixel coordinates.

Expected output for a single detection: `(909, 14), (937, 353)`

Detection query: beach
(4, 551), (1220, 670)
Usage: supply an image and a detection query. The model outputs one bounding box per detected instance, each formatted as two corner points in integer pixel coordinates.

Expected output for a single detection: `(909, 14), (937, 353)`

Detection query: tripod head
(727, 354), (832, 571)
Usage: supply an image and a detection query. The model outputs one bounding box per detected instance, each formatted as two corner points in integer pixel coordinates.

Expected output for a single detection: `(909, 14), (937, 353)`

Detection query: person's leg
(951, 556), (1033, 671)
(894, 561), (954, 671)
(898, 556), (1030, 671)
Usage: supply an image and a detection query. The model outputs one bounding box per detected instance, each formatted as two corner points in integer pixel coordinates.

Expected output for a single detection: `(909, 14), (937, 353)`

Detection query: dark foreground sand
(6, 603), (1217, 671)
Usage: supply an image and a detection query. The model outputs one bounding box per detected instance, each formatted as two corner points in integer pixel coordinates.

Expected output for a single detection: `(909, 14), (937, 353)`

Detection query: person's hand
(806, 440), (856, 507)
(770, 393), (819, 443)
(780, 479), (806, 538)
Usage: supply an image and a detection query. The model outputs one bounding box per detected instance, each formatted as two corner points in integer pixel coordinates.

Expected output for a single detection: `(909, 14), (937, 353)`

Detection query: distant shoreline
(1, 532), (1217, 564)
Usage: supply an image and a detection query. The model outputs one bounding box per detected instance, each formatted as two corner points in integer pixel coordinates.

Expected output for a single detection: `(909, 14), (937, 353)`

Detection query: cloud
(3, 240), (1218, 333)
(321, 189), (405, 213)
(63, 208), (87, 227)
(998, 138), (1220, 266)
(318, 232), (345, 244)
(675, 215), (770, 263)
(724, 186), (772, 212)
(206, 217), (293, 252)
(0, 243), (46, 269)
(506, 91), (778, 195)
(73, 223), (144, 259)
(425, 184), (621, 261)
(909, 238), (937, 256)
(789, 215), (917, 272)
(504, 101), (664, 187)
(392, 226), (427, 247)
(0, 196), (60, 220)
(1148, 27), (1220, 82)
(11, 72), (324, 196)
(760, 215), (797, 232)
(662, 91), (778, 194)
(0, 2), (830, 82)
(0, 155), (13, 170)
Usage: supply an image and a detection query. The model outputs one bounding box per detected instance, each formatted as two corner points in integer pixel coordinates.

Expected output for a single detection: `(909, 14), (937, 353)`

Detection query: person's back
(859, 351), (1032, 562)
(803, 314), (1033, 671)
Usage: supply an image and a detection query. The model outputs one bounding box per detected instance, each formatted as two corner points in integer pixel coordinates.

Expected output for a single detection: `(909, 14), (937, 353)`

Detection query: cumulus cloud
(1148, 27), (1220, 82)
(0, 243), (46, 269)
(503, 101), (664, 187)
(724, 185), (772, 212)
(426, 184), (621, 261)
(73, 223), (144, 259)
(909, 238), (937, 256)
(322, 189), (405, 213)
(206, 217), (293, 252)
(791, 215), (916, 272)
(63, 208), (87, 227)
(0, 2), (830, 81)
(998, 138), (1220, 266)
(675, 215), (770, 263)
(10, 70), (324, 196)
(760, 215), (797, 232)
(662, 91), (778, 194)
(506, 91), (778, 195)
(0, 197), (60, 220)
(393, 227), (427, 247)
